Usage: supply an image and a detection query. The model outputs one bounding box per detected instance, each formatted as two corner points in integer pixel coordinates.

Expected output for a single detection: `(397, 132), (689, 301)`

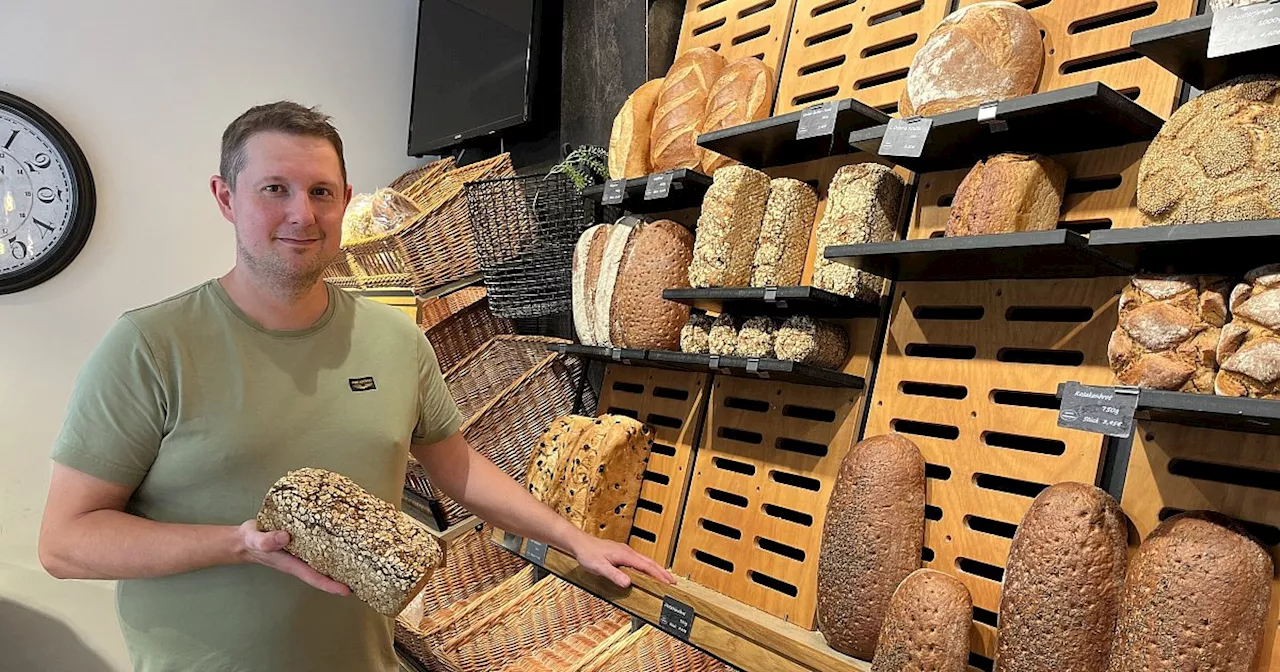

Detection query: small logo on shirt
(349, 376), (377, 392)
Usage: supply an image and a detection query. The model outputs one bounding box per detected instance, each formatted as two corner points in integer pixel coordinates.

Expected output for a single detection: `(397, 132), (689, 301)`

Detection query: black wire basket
(465, 173), (591, 319)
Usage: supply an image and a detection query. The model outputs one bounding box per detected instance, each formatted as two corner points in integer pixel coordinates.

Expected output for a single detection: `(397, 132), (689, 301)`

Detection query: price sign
(602, 179), (627, 205)
(879, 117), (933, 158)
(1208, 0), (1280, 58)
(501, 531), (523, 553)
(658, 596), (695, 641)
(523, 539), (549, 565)
(1057, 382), (1139, 438)
(644, 171), (674, 200)
(796, 100), (839, 140)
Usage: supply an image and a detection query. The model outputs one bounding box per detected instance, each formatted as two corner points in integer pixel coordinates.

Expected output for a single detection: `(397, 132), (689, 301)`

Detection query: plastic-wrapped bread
(736, 316), (779, 358)
(871, 569), (972, 672)
(1108, 275), (1228, 393)
(257, 468), (443, 616)
(680, 313), (713, 354)
(689, 166), (771, 288)
(776, 316), (849, 369)
(708, 314), (741, 356)
(369, 188), (423, 235)
(1216, 264), (1280, 398)
(812, 164), (904, 300)
(751, 178), (819, 287)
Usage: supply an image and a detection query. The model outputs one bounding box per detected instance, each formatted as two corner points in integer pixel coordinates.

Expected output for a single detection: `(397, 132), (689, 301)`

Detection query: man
(38, 101), (673, 672)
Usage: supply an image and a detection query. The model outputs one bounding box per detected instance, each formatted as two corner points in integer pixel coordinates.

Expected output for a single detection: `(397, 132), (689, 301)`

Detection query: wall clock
(0, 90), (95, 295)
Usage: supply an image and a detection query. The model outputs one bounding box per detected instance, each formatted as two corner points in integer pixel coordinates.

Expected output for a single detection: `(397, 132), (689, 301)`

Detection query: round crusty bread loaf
(1107, 275), (1228, 394)
(1216, 264), (1280, 398)
(609, 220), (694, 350)
(900, 1), (1044, 117)
(1109, 511), (1273, 672)
(995, 482), (1127, 672)
(946, 153), (1067, 236)
(609, 78), (665, 180)
(651, 47), (726, 173)
(817, 433), (925, 660)
(1138, 75), (1280, 226)
(871, 569), (972, 672)
(700, 56), (775, 175)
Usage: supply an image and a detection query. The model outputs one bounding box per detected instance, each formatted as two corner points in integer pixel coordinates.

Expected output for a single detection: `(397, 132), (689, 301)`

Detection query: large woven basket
(390, 157), (455, 194)
(422, 296), (516, 382)
(419, 286), (489, 332)
(406, 336), (584, 529)
(436, 574), (632, 672)
(321, 250), (361, 288)
(395, 530), (534, 671)
(575, 626), (737, 672)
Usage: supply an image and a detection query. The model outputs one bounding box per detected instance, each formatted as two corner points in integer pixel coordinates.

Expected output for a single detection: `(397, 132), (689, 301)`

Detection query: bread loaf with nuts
(812, 164), (903, 300)
(690, 166), (771, 288)
(1108, 275), (1228, 393)
(751, 178), (819, 287)
(871, 569), (972, 672)
(1217, 264), (1280, 398)
(708, 314), (741, 356)
(775, 315), (850, 369)
(651, 48), (726, 172)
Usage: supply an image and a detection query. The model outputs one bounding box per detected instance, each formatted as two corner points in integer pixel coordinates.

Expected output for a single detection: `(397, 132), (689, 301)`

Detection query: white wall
(0, 2), (425, 668)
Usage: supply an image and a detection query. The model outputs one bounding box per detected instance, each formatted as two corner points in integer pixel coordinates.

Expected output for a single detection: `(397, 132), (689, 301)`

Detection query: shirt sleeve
(52, 316), (168, 488)
(412, 334), (464, 445)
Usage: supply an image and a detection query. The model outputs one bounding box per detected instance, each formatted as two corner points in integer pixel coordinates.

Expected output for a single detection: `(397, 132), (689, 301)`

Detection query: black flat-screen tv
(408, 0), (540, 156)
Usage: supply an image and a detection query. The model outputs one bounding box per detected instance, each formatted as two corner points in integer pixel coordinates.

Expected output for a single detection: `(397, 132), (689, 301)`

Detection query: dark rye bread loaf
(1108, 511), (1273, 672)
(817, 434), (925, 659)
(995, 482), (1127, 672)
(871, 569), (972, 672)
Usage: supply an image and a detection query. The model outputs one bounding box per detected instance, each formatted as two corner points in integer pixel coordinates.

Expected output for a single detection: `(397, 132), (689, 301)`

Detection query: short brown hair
(219, 101), (347, 190)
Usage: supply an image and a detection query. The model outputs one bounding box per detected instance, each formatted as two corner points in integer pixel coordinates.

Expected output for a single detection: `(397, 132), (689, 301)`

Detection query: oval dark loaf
(871, 569), (972, 672)
(817, 433), (925, 660)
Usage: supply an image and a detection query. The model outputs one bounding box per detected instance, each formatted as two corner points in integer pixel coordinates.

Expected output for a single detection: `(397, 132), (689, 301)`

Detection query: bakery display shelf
(582, 169), (712, 214)
(824, 230), (1133, 281)
(696, 98), (888, 168)
(547, 345), (865, 388)
(846, 83), (1163, 174)
(401, 490), (482, 545)
(1087, 219), (1280, 276)
(662, 286), (880, 319)
(487, 527), (871, 672)
(548, 343), (650, 365)
(1130, 13), (1280, 92)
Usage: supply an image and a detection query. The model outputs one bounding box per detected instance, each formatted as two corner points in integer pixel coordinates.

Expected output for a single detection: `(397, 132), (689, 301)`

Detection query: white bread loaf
(812, 164), (904, 300)
(751, 178), (819, 287)
(690, 165), (771, 288)
(651, 48), (726, 173)
(1107, 275), (1228, 393)
(572, 224), (611, 346)
(1216, 264), (1280, 398)
(700, 57), (775, 175)
(609, 79), (665, 180)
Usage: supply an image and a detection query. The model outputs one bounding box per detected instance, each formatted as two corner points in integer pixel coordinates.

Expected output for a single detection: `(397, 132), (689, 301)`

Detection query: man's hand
(235, 520), (352, 596)
(569, 534), (676, 589)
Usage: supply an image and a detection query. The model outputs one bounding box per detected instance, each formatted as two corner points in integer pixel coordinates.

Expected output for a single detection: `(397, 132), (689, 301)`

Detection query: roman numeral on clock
(3, 129), (17, 150)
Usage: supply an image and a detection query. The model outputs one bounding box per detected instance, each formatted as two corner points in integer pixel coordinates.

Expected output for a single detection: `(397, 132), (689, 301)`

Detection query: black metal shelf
(662, 286), (879, 319)
(581, 169), (711, 213)
(548, 344), (863, 388)
(1055, 382), (1280, 435)
(1131, 14), (1280, 92)
(847, 83), (1164, 173)
(824, 230), (1132, 281)
(1088, 219), (1280, 276)
(696, 98), (888, 168)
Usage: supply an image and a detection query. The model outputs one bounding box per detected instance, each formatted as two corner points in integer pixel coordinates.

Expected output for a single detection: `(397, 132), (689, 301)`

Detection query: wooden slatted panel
(863, 277), (1124, 660)
(1122, 422), (1280, 672)
(600, 365), (711, 567)
(674, 0), (800, 103)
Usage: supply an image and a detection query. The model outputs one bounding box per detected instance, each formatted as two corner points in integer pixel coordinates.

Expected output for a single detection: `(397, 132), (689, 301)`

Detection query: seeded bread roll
(690, 166), (771, 288)
(700, 57), (775, 175)
(1108, 275), (1228, 393)
(1108, 511), (1272, 672)
(736, 316), (779, 358)
(812, 164), (904, 300)
(1216, 264), (1280, 398)
(609, 79), (665, 179)
(681, 313), (714, 354)
(651, 48), (726, 172)
(995, 482), (1128, 672)
(946, 153), (1067, 236)
(751, 178), (819, 287)
(609, 220), (695, 350)
(775, 316), (850, 369)
(871, 569), (972, 672)
(257, 468), (443, 616)
(708, 314), (741, 356)
(817, 434), (925, 659)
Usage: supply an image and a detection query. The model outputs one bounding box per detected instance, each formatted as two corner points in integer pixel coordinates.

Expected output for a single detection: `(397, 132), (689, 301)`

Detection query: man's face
(214, 131), (350, 291)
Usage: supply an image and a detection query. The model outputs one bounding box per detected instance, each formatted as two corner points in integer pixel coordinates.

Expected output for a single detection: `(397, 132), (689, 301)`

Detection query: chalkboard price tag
(501, 531), (523, 553)
(1057, 382), (1139, 438)
(523, 539), (549, 565)
(644, 172), (674, 200)
(658, 596), (695, 641)
(796, 101), (839, 140)
(602, 179), (627, 205)
(1208, 0), (1280, 58)
(879, 117), (932, 158)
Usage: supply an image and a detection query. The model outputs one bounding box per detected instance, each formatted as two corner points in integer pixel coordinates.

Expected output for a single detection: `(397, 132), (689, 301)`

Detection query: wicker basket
(419, 286), (489, 332)
(406, 336), (584, 528)
(575, 626), (737, 672)
(423, 296), (516, 376)
(395, 530), (534, 671)
(390, 157), (455, 193)
(436, 575), (632, 672)
(321, 250), (361, 288)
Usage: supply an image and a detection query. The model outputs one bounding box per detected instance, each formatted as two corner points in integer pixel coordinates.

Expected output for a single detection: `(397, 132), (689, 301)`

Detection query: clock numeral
(8, 237), (28, 260)
(3, 129), (17, 150)
(36, 187), (62, 204)
(25, 152), (51, 172)
(33, 218), (55, 238)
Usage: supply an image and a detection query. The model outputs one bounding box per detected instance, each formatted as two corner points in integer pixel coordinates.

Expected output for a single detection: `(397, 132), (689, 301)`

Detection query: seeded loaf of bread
(690, 165), (771, 288)
(1216, 264), (1280, 398)
(817, 434), (925, 659)
(527, 415), (599, 507)
(651, 47), (726, 172)
(995, 482), (1127, 672)
(812, 164), (904, 300)
(700, 56), (775, 175)
(871, 569), (972, 672)
(736, 316), (779, 358)
(680, 312), (714, 354)
(1108, 275), (1229, 393)
(751, 178), (819, 287)
(708, 313), (741, 356)
(1108, 511), (1273, 672)
(609, 79), (665, 179)
(257, 468), (443, 616)
(775, 316), (850, 369)
(946, 153), (1067, 236)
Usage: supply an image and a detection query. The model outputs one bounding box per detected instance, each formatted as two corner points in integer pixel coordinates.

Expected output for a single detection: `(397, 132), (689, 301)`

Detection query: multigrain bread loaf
(690, 166), (771, 288)
(1107, 275), (1228, 393)
(680, 312), (714, 354)
(1108, 511), (1273, 672)
(900, 1), (1044, 118)
(812, 164), (904, 300)
(257, 468), (443, 616)
(736, 316), (778, 358)
(609, 79), (665, 179)
(995, 482), (1127, 672)
(1217, 264), (1280, 398)
(1138, 75), (1280, 226)
(817, 434), (925, 659)
(775, 316), (850, 369)
(871, 570), (972, 672)
(651, 47), (726, 172)
(708, 313), (741, 356)
(751, 178), (819, 287)
(700, 57), (775, 175)
(946, 153), (1067, 236)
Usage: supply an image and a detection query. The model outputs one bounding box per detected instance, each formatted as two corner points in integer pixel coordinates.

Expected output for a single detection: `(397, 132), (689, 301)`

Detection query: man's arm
(38, 463), (350, 595)
(411, 432), (675, 588)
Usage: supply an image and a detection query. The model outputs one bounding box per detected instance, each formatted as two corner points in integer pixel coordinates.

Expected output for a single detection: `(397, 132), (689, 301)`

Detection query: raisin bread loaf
(689, 166), (771, 288)
(1216, 264), (1280, 398)
(751, 178), (819, 287)
(775, 316), (850, 369)
(946, 153), (1067, 236)
(812, 164), (903, 300)
(527, 415), (599, 506)
(871, 569), (972, 672)
(1108, 275), (1228, 393)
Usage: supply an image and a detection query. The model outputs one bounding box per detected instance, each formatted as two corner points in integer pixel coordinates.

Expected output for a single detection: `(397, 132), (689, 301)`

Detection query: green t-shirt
(52, 279), (463, 672)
